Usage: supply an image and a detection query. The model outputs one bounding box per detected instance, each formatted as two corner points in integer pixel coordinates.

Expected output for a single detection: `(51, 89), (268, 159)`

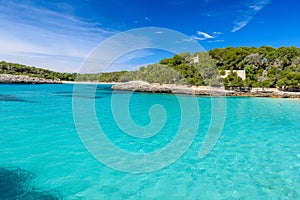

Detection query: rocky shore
(0, 74), (62, 84)
(112, 81), (300, 98)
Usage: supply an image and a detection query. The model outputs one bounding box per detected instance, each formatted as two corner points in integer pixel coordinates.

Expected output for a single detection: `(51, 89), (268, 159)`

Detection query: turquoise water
(0, 84), (300, 199)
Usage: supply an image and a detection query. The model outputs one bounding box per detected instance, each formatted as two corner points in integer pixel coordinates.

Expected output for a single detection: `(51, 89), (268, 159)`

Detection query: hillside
(0, 61), (126, 82)
(119, 46), (300, 90)
(0, 61), (76, 81)
(1, 46), (300, 89)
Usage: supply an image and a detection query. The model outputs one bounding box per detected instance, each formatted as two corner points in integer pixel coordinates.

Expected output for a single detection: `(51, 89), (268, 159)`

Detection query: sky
(0, 0), (300, 72)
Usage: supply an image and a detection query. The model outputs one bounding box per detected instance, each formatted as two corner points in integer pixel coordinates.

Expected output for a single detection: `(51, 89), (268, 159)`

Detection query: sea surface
(0, 84), (299, 199)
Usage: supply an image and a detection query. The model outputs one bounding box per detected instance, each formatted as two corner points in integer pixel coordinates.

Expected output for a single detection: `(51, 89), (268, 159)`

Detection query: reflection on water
(0, 167), (61, 200)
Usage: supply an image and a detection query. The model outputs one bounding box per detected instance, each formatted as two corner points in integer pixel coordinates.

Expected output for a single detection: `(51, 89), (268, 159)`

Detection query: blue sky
(0, 0), (299, 72)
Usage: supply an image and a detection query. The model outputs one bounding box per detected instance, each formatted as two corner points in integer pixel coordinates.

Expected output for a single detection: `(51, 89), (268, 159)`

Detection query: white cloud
(231, 0), (271, 32)
(144, 17), (151, 21)
(194, 31), (215, 40)
(207, 39), (224, 43)
(191, 36), (205, 41)
(114, 50), (155, 65)
(213, 31), (223, 35)
(182, 38), (193, 42)
(250, 5), (263, 11)
(0, 1), (116, 72)
(191, 31), (224, 41)
(250, 0), (270, 11)
(232, 17), (252, 32)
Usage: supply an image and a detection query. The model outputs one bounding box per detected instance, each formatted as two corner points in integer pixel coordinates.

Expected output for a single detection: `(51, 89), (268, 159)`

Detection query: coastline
(1, 76), (299, 98)
(62, 81), (119, 84)
(0, 74), (61, 84)
(112, 81), (300, 98)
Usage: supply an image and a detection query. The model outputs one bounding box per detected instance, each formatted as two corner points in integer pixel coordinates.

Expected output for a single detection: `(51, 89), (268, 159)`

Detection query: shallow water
(0, 84), (299, 199)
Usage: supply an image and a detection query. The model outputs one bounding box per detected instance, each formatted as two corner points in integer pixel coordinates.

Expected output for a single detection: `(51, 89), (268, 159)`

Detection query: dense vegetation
(209, 46), (300, 89)
(0, 61), (126, 82)
(0, 61), (76, 81)
(76, 71), (127, 82)
(118, 52), (218, 86)
(1, 46), (299, 89)
(117, 46), (300, 89)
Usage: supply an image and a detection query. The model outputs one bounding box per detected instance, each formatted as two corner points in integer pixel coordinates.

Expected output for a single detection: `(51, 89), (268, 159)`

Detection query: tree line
(1, 46), (299, 89)
(118, 46), (300, 89)
(0, 61), (76, 81)
(209, 46), (300, 89)
(0, 61), (126, 82)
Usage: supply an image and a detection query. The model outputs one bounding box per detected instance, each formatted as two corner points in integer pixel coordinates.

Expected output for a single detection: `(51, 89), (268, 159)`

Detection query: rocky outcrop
(112, 81), (226, 95)
(225, 87), (300, 98)
(0, 74), (62, 84)
(112, 81), (300, 98)
(112, 81), (172, 93)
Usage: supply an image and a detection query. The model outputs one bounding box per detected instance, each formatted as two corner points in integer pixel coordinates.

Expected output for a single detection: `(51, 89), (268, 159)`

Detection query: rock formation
(0, 74), (62, 84)
(112, 81), (300, 98)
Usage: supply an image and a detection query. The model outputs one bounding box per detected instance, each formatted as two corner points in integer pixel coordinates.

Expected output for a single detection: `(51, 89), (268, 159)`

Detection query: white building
(220, 70), (246, 80)
(192, 55), (199, 63)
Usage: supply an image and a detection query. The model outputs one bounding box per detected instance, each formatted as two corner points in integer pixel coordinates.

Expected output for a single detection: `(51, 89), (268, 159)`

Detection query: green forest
(0, 61), (126, 82)
(1, 46), (300, 89)
(209, 46), (300, 89)
(0, 61), (76, 81)
(120, 46), (300, 89)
